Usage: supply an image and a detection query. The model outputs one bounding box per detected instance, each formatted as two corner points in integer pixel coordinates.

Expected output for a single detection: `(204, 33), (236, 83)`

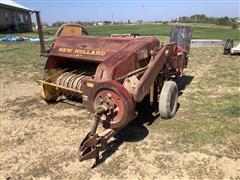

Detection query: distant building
(34, 22), (49, 29)
(93, 22), (104, 26)
(0, 0), (32, 33)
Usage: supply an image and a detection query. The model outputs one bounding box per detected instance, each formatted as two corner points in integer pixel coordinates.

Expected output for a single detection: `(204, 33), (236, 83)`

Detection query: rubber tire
(159, 81), (178, 119)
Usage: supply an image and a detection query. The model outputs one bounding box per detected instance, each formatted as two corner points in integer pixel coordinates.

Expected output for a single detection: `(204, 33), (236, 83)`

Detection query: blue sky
(16, 0), (239, 24)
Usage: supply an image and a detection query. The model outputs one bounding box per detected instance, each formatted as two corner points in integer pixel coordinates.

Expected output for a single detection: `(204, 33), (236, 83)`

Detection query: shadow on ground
(177, 75), (194, 96)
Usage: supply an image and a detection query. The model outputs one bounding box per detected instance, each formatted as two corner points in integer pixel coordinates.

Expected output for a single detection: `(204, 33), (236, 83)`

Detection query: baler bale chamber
(35, 13), (192, 166)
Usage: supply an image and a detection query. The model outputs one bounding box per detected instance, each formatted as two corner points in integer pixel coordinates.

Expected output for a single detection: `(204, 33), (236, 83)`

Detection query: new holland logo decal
(58, 47), (106, 56)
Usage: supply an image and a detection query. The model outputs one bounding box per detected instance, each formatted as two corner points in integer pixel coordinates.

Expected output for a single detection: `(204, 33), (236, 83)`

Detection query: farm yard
(0, 24), (240, 179)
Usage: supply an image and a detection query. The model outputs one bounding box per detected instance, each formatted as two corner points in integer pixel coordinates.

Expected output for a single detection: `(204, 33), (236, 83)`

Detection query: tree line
(50, 14), (239, 29)
(51, 21), (113, 27)
(178, 14), (238, 29)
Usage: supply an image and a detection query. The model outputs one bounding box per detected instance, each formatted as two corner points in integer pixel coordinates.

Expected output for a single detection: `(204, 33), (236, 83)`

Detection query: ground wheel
(159, 81), (178, 119)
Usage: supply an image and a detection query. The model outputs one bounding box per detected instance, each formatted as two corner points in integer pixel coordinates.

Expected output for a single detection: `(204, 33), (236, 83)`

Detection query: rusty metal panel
(49, 36), (159, 80)
(50, 36), (159, 63)
(170, 26), (192, 54)
(50, 36), (132, 63)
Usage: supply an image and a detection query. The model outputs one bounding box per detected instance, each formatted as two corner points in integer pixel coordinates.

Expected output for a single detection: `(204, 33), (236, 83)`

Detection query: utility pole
(112, 13), (114, 25)
(141, 0), (144, 24)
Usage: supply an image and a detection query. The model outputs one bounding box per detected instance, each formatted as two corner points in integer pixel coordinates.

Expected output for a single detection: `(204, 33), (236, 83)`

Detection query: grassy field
(88, 24), (240, 40)
(1, 23), (240, 40)
(0, 34), (239, 179)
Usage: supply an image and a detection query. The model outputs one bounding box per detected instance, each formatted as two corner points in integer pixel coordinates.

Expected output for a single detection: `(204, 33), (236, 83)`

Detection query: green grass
(169, 22), (233, 29)
(191, 26), (239, 40)
(1, 23), (239, 40)
(88, 24), (240, 41)
(88, 24), (171, 36)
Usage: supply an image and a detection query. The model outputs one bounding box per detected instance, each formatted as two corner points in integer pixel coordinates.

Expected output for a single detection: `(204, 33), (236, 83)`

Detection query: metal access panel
(170, 26), (192, 54)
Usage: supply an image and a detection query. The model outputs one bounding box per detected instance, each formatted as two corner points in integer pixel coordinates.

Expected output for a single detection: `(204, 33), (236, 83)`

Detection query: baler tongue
(79, 132), (100, 163)
(79, 109), (116, 166)
(79, 128), (115, 166)
(79, 111), (102, 164)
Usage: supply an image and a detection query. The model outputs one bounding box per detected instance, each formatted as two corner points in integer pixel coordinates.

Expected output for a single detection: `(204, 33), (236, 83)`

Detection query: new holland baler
(35, 12), (192, 165)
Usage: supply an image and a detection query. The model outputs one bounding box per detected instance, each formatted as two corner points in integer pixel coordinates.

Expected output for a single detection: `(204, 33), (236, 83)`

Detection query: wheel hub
(94, 90), (125, 129)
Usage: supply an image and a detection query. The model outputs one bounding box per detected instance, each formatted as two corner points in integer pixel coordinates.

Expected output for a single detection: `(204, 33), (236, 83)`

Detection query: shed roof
(0, 0), (31, 11)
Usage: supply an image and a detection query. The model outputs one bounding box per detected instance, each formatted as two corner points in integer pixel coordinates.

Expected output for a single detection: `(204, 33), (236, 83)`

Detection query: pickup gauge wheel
(159, 81), (178, 119)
